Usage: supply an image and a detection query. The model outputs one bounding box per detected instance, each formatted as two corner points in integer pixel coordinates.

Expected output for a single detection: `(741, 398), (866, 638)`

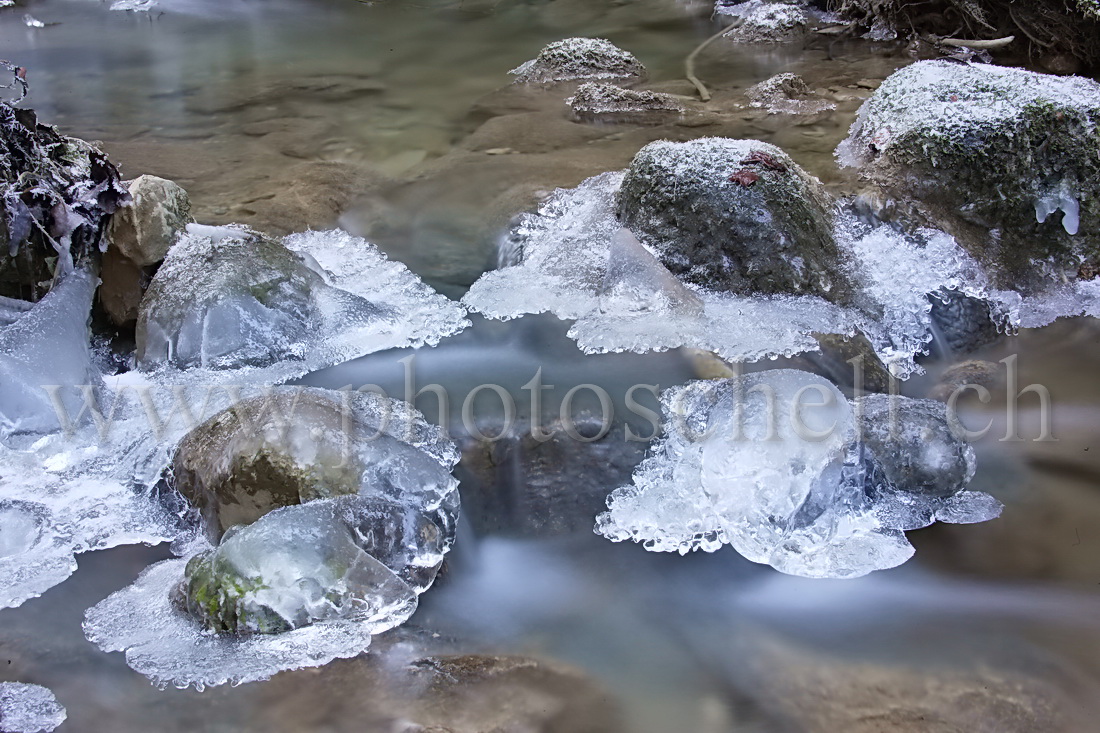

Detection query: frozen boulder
(135, 225), (389, 370)
(0, 683), (66, 733)
(837, 60), (1100, 290)
(596, 370), (1000, 578)
(0, 102), (129, 301)
(179, 498), (419, 635)
(172, 387), (460, 548)
(510, 38), (646, 85)
(567, 82), (685, 124)
(618, 138), (853, 301)
(717, 1), (813, 43)
(746, 73), (836, 115)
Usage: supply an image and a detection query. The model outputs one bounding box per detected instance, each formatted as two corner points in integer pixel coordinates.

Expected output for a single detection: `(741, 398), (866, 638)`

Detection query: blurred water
(2, 1), (1100, 731)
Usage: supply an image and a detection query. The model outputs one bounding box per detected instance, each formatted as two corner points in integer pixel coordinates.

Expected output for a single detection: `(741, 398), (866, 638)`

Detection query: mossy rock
(838, 60), (1100, 292)
(617, 138), (853, 302)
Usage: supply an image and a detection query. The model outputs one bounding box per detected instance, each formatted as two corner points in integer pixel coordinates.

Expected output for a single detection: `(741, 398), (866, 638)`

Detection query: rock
(858, 393), (976, 499)
(510, 38), (647, 86)
(457, 413), (647, 538)
(254, 651), (626, 733)
(0, 102), (129, 301)
(928, 288), (1004, 356)
(107, 175), (193, 267)
(746, 73), (836, 115)
(174, 387), (460, 634)
(179, 498), (419, 635)
(927, 359), (1003, 402)
(717, 0), (813, 44)
(134, 225), (387, 370)
(617, 138), (852, 301)
(567, 82), (686, 124)
(172, 388), (459, 548)
(837, 60), (1100, 291)
(97, 247), (147, 328)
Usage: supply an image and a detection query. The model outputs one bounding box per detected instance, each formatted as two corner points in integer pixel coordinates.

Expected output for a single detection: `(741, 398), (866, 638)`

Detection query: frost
(746, 73), (836, 115)
(716, 1), (812, 43)
(111, 0), (159, 10)
(0, 683), (66, 733)
(567, 82), (684, 122)
(509, 38), (646, 85)
(595, 372), (1000, 578)
(137, 225), (468, 386)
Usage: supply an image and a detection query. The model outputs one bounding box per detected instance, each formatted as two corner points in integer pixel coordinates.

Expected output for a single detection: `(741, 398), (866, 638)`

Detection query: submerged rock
(567, 82), (685, 124)
(746, 73), (836, 115)
(510, 38), (646, 85)
(180, 498), (419, 635)
(617, 138), (853, 301)
(458, 413), (647, 538)
(0, 102), (129, 301)
(838, 60), (1100, 290)
(135, 225), (389, 370)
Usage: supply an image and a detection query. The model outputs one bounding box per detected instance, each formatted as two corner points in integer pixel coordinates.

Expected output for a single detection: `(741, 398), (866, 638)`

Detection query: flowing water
(3, 1), (1100, 731)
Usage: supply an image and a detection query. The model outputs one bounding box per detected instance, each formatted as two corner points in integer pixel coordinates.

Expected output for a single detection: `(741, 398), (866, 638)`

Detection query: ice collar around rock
(595, 371), (1001, 579)
(510, 37), (647, 85)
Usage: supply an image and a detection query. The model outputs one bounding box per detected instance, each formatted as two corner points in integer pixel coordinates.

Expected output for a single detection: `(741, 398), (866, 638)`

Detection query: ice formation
(85, 388), (461, 689)
(1034, 181), (1081, 236)
(510, 38), (646, 85)
(0, 683), (66, 733)
(595, 371), (1001, 578)
(137, 225), (468, 384)
(463, 164), (1016, 376)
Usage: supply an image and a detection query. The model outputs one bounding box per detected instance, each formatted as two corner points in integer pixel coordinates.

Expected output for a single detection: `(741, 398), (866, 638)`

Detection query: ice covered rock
(136, 225), (467, 380)
(510, 38), (646, 85)
(172, 387), (460, 546)
(618, 139), (853, 301)
(567, 82), (685, 124)
(858, 393), (998, 530)
(928, 288), (1004, 355)
(746, 73), (836, 115)
(180, 498), (418, 634)
(0, 268), (100, 439)
(1, 102), (129, 301)
(0, 683), (66, 733)
(595, 371), (1001, 578)
(85, 387), (459, 686)
(717, 0), (813, 43)
(837, 60), (1100, 291)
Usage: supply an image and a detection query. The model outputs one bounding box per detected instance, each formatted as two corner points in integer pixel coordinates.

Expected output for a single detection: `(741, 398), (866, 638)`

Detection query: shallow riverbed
(3, 1), (1100, 732)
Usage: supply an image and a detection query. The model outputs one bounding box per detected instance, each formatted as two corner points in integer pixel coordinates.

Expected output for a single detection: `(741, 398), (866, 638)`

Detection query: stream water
(3, 1), (1100, 732)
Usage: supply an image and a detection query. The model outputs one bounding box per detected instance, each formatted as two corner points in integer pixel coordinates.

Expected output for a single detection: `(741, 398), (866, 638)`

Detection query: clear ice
(595, 371), (1001, 579)
(84, 389), (461, 689)
(0, 683), (66, 733)
(137, 225), (468, 385)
